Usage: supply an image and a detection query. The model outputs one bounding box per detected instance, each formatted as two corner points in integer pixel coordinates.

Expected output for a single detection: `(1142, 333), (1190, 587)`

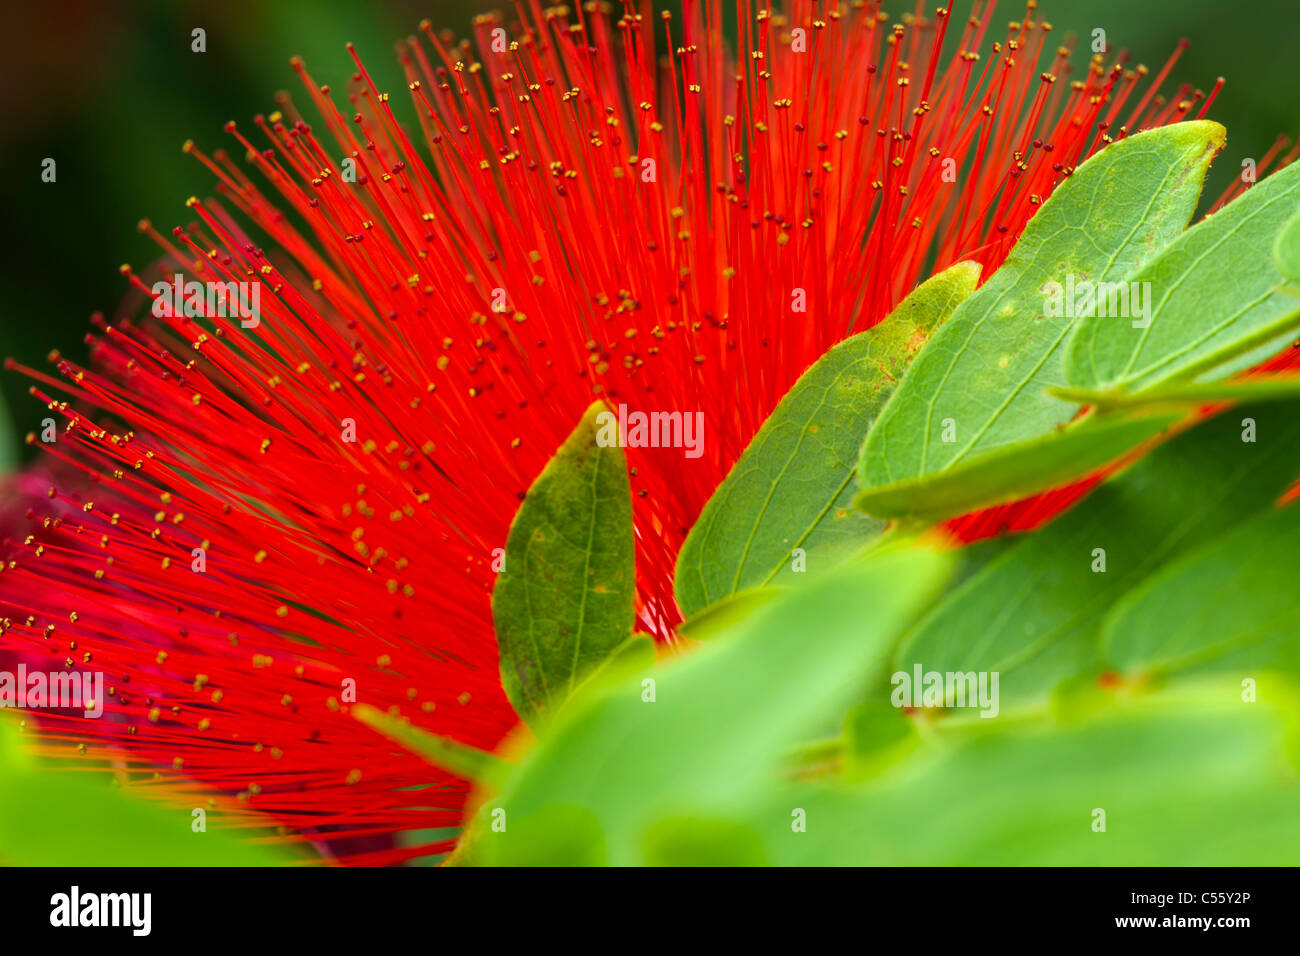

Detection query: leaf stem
(353, 703), (513, 788)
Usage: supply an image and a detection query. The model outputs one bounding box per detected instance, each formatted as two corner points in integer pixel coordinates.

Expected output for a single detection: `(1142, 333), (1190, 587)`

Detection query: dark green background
(1, 0), (1296, 464)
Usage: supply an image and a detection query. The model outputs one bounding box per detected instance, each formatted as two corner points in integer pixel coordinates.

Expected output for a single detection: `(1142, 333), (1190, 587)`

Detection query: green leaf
(674, 261), (980, 616)
(1274, 207), (1300, 284)
(0, 716), (294, 866)
(352, 703), (511, 785)
(459, 805), (606, 867)
(1065, 158), (1300, 392)
(1101, 502), (1300, 679)
(857, 121), (1224, 521)
(854, 406), (1181, 520)
(754, 684), (1300, 865)
(475, 544), (951, 866)
(642, 816), (769, 866)
(675, 586), (782, 640)
(1049, 374), (1300, 410)
(842, 699), (919, 781)
(892, 398), (1300, 712)
(492, 401), (636, 725)
(565, 634), (656, 704)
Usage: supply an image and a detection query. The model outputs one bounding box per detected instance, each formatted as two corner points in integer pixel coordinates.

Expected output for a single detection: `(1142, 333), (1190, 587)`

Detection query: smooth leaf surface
(854, 406), (1180, 520)
(642, 816), (770, 866)
(565, 634), (656, 704)
(1066, 158), (1300, 391)
(891, 398), (1300, 711)
(674, 261), (980, 616)
(474, 544), (951, 866)
(1102, 502), (1300, 678)
(753, 686), (1300, 865)
(842, 699), (920, 781)
(0, 717), (293, 866)
(857, 121), (1223, 519)
(1275, 207), (1300, 284)
(492, 401), (635, 725)
(675, 585), (782, 641)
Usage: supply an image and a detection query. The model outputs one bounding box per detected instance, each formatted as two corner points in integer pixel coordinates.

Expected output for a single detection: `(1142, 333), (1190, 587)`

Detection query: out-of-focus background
(1, 0), (1297, 464)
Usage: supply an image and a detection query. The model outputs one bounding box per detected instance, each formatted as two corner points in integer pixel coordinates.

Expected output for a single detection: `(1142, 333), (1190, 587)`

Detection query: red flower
(1, 1), (1237, 863)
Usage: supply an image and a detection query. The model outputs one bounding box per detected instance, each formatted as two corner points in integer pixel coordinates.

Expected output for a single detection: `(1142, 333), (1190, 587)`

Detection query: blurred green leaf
(842, 699), (919, 781)
(0, 716), (293, 866)
(892, 398), (1300, 712)
(564, 634), (656, 706)
(492, 401), (635, 726)
(459, 805), (606, 867)
(753, 683), (1300, 864)
(675, 260), (980, 616)
(642, 816), (769, 866)
(676, 586), (782, 641)
(1102, 502), (1300, 678)
(1066, 157), (1300, 391)
(475, 544), (951, 866)
(856, 121), (1223, 521)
